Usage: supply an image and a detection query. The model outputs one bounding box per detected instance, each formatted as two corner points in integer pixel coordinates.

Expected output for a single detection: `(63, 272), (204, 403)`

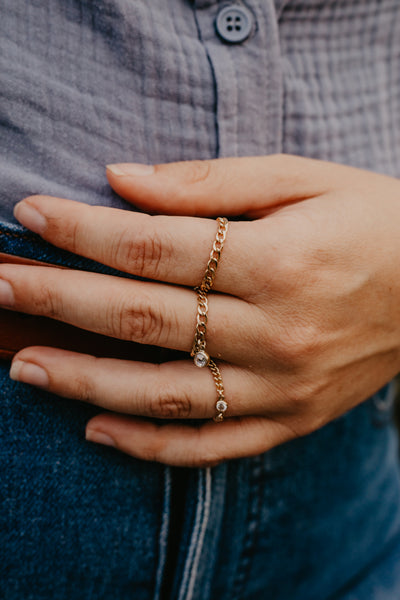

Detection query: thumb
(106, 154), (349, 217)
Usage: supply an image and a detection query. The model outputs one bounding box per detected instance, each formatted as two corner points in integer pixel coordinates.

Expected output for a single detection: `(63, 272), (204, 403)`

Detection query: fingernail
(10, 360), (49, 388)
(86, 428), (116, 448)
(0, 279), (15, 306)
(14, 201), (47, 235)
(107, 163), (155, 177)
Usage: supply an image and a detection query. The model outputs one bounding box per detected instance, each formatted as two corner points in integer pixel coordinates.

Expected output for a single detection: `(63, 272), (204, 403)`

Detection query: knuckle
(284, 384), (312, 413)
(67, 219), (81, 254)
(189, 433), (226, 467)
(270, 322), (320, 368)
(174, 161), (213, 212)
(72, 373), (96, 403)
(282, 378), (323, 428)
(271, 255), (303, 291)
(185, 160), (212, 185)
(115, 220), (171, 279)
(148, 384), (192, 419)
(52, 217), (81, 254)
(33, 281), (60, 318)
(118, 298), (169, 345)
(138, 438), (169, 463)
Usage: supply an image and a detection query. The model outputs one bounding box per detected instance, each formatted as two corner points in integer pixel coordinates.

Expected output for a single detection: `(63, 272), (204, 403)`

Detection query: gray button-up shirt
(1, 0), (400, 223)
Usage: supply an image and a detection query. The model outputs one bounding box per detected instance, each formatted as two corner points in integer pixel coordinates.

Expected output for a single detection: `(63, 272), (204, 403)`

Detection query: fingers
(13, 196), (254, 295)
(10, 344), (291, 467)
(85, 414), (291, 467)
(10, 347), (270, 420)
(10, 345), (295, 466)
(105, 155), (359, 216)
(0, 264), (264, 362)
(13, 156), (361, 296)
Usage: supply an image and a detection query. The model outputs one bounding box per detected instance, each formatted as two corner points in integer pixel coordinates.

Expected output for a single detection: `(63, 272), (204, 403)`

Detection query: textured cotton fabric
(1, 2), (400, 599)
(2, 0), (400, 223)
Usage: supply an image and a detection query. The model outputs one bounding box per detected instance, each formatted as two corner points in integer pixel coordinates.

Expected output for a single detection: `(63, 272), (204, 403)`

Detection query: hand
(3, 155), (400, 466)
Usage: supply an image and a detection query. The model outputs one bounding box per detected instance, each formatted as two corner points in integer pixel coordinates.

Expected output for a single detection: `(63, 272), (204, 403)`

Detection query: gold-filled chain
(190, 217), (229, 422)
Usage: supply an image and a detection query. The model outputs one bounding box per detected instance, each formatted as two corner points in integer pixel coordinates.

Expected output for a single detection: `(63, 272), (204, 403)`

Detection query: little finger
(85, 414), (292, 467)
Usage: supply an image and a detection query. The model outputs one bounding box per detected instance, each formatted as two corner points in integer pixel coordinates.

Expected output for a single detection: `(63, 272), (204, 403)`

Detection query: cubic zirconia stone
(194, 351), (209, 368)
(216, 400), (228, 413)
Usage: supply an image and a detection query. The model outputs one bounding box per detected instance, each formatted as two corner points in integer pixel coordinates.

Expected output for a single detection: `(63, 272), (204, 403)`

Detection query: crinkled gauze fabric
(1, 1), (400, 599)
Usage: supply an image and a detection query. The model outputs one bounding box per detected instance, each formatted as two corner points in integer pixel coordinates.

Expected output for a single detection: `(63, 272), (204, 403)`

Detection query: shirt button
(215, 5), (253, 44)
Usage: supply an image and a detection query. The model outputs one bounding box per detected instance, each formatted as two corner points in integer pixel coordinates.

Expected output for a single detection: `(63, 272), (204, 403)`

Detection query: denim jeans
(1, 221), (400, 600)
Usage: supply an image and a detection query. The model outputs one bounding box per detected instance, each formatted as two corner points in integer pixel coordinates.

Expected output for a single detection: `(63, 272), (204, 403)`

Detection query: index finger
(14, 195), (257, 296)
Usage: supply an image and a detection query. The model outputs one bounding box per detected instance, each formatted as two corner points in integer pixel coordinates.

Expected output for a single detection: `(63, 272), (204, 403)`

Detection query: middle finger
(0, 264), (264, 364)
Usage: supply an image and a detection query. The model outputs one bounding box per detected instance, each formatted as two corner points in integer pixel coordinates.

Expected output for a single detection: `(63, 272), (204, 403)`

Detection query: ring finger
(10, 347), (273, 420)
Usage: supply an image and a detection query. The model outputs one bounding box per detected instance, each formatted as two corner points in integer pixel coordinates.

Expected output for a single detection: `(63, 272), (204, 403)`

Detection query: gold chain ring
(209, 359), (228, 422)
(198, 217), (228, 293)
(190, 217), (229, 421)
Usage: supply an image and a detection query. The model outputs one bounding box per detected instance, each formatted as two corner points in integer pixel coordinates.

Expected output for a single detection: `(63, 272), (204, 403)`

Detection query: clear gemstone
(193, 351), (209, 368)
(216, 400), (228, 413)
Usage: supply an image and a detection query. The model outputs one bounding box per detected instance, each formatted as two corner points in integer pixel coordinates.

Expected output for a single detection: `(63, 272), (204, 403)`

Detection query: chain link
(190, 289), (208, 356)
(190, 217), (229, 422)
(209, 359), (227, 422)
(198, 217), (228, 293)
(191, 217), (228, 358)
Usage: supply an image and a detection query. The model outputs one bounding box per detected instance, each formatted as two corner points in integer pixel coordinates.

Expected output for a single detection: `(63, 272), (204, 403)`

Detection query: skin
(2, 154), (400, 467)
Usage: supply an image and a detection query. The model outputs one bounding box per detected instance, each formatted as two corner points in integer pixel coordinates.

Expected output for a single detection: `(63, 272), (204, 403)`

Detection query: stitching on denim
(153, 467), (172, 600)
(177, 470), (205, 600)
(0, 229), (32, 240)
(0, 225), (127, 276)
(231, 456), (264, 600)
(185, 468), (212, 600)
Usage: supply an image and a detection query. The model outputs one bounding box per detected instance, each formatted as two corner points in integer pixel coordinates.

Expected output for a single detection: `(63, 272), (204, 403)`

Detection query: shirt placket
(192, 0), (283, 158)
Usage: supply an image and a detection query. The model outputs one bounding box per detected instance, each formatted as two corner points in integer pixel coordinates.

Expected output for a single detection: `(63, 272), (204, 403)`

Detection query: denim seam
(185, 468), (212, 600)
(177, 469), (207, 600)
(153, 467), (172, 600)
(0, 230), (31, 240)
(0, 224), (132, 276)
(231, 456), (264, 600)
